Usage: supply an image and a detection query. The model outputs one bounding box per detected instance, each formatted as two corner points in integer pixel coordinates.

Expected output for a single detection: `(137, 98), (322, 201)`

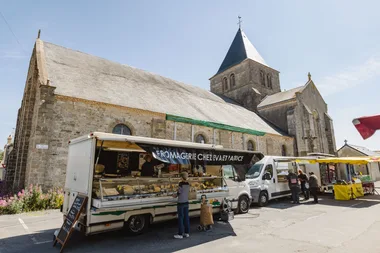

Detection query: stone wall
(5, 48), (40, 191)
(258, 102), (297, 133)
(337, 146), (364, 157)
(296, 81), (336, 155)
(16, 92), (293, 190)
(210, 59), (281, 112)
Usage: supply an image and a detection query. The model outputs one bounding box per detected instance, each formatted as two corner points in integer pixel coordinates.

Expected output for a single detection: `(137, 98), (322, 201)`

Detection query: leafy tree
(0, 149), (3, 161)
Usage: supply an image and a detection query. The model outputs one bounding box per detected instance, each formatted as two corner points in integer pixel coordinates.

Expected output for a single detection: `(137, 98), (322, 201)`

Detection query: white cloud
(0, 51), (27, 59)
(317, 56), (380, 96)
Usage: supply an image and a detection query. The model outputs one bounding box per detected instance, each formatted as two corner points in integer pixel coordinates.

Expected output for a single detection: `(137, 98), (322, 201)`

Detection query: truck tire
(237, 195), (250, 214)
(258, 191), (268, 207)
(125, 215), (148, 235)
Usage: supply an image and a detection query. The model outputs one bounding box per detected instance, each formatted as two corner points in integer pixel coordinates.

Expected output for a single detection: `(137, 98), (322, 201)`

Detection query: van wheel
(237, 195), (250, 214)
(258, 191), (268, 207)
(126, 215), (148, 235)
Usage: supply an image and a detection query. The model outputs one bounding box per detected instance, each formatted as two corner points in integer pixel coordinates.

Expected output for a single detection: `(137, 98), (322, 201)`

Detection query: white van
(245, 156), (319, 206)
(61, 132), (263, 235)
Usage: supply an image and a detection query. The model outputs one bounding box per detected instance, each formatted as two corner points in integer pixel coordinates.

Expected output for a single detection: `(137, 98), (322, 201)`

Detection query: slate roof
(258, 85), (305, 108)
(42, 41), (283, 136)
(339, 144), (379, 156)
(215, 28), (268, 75)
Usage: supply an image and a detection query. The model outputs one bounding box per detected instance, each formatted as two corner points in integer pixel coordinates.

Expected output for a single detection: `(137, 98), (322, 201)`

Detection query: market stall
(61, 132), (263, 236)
(310, 157), (380, 200)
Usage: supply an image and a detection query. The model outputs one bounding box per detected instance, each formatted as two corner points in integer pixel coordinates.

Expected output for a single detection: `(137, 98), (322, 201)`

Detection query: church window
(223, 77), (228, 91)
(112, 124), (131, 135)
(281, 145), (287, 156)
(230, 74), (235, 87)
(260, 71), (265, 86)
(247, 140), (255, 151)
(195, 134), (206, 144)
(267, 74), (272, 89)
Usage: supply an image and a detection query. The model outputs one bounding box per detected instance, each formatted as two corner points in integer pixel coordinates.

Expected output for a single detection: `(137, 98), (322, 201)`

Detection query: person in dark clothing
(308, 172), (319, 203)
(174, 172), (190, 239)
(298, 170), (309, 200)
(141, 155), (155, 177)
(287, 170), (300, 204)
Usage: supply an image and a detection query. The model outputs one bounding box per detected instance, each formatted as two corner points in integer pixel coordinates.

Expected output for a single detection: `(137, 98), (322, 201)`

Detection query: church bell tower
(210, 23), (281, 112)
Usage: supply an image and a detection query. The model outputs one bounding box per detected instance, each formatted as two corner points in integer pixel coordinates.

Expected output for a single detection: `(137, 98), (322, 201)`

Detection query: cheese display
(92, 176), (227, 203)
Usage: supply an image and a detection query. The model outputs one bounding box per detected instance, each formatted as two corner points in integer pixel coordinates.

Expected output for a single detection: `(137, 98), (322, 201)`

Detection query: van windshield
(246, 163), (264, 179)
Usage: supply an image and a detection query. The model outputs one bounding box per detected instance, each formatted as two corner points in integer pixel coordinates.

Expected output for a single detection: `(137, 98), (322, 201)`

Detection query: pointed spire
(237, 16), (242, 29)
(344, 139), (348, 145)
(37, 29), (41, 39)
(216, 28), (268, 75)
(308, 72), (311, 81)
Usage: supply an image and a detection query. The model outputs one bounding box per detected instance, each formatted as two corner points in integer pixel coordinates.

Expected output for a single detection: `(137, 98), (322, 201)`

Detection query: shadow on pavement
(61, 218), (236, 253)
(0, 228), (57, 253)
(313, 195), (380, 208)
(0, 218), (236, 253)
(253, 193), (380, 210)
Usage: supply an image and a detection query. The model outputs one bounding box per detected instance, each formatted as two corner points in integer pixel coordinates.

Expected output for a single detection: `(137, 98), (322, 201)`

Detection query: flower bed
(0, 184), (63, 215)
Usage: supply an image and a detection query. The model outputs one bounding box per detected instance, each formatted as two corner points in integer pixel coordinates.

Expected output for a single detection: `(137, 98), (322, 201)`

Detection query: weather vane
(238, 16), (242, 29)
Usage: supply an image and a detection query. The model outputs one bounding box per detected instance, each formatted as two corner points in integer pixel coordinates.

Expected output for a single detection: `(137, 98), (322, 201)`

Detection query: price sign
(53, 194), (87, 252)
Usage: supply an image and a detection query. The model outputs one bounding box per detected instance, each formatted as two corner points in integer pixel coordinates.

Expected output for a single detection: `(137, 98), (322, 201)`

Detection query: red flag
(352, 115), (380, 139)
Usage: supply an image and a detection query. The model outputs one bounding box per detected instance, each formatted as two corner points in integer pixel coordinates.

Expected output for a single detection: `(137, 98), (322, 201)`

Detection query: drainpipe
(173, 122), (177, 140)
(191, 125), (194, 142)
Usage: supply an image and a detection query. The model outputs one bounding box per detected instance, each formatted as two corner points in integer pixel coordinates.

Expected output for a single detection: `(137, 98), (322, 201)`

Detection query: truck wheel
(237, 195), (250, 214)
(126, 215), (148, 235)
(258, 191), (268, 207)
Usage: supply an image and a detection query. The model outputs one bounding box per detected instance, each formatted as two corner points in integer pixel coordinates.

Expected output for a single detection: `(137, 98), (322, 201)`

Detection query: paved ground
(2, 193), (380, 253)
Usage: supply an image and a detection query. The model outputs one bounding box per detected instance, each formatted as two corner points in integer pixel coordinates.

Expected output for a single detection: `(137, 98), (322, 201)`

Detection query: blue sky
(1, 0), (380, 150)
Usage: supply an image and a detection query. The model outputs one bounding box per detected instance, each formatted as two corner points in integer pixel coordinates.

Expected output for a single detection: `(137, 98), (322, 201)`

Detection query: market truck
(245, 156), (320, 206)
(61, 132), (263, 235)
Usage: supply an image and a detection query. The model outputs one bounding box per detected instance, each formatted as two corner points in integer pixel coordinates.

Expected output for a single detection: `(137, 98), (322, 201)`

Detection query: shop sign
(142, 145), (256, 165)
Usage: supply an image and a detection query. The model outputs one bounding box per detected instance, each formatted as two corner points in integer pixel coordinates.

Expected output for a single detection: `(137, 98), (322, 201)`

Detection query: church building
(5, 27), (335, 191)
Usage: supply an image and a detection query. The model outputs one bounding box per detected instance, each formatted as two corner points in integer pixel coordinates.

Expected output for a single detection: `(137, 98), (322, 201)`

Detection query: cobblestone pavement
(2, 193), (380, 253)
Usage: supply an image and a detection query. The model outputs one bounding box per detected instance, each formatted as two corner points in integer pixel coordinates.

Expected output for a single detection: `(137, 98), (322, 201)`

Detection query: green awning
(166, 114), (266, 136)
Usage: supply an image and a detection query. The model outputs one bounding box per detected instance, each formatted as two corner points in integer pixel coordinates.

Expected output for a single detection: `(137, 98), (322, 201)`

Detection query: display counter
(92, 176), (228, 208)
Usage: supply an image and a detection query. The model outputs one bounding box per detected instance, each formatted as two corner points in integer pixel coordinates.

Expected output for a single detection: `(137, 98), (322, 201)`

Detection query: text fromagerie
(157, 150), (244, 162)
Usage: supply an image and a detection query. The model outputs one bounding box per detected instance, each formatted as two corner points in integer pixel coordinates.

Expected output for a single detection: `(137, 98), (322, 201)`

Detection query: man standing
(174, 172), (190, 239)
(287, 169), (300, 204)
(308, 172), (319, 203)
(298, 170), (309, 200)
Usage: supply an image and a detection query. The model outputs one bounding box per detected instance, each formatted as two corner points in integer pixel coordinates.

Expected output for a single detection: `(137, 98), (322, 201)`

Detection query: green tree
(0, 149), (3, 161)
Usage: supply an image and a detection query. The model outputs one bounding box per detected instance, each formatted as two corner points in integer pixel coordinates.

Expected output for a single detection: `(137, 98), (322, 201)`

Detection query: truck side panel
(63, 139), (94, 214)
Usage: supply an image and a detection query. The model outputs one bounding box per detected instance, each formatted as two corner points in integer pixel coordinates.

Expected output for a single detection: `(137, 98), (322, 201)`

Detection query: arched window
(260, 71), (265, 86)
(247, 140), (255, 151)
(195, 134), (206, 144)
(223, 77), (228, 91)
(230, 74), (235, 87)
(281, 145), (287, 156)
(112, 124), (131, 135)
(267, 74), (272, 89)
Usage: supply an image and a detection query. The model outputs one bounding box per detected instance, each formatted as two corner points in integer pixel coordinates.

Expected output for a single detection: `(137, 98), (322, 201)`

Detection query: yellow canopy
(309, 156), (380, 165)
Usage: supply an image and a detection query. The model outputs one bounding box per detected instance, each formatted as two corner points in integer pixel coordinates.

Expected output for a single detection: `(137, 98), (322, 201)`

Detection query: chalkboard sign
(54, 194), (87, 252)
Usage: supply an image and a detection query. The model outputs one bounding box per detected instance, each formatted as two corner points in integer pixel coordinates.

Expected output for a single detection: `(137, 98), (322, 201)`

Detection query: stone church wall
(337, 147), (363, 157)
(210, 60), (281, 112)
(296, 82), (335, 154)
(258, 102), (297, 133)
(11, 90), (294, 190)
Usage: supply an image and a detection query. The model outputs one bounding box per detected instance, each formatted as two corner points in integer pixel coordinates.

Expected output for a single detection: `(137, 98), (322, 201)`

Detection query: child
(174, 172), (190, 239)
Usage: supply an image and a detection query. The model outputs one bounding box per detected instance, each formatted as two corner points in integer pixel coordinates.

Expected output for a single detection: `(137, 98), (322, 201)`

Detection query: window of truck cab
(222, 165), (235, 179)
(246, 163), (264, 179)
